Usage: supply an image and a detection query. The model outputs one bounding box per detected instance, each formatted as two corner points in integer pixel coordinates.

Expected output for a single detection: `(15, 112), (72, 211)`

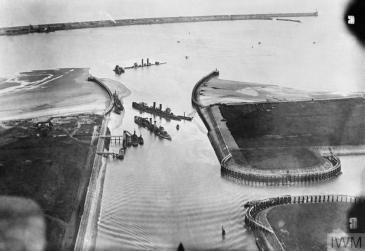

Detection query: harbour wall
(0, 12), (318, 36)
(220, 153), (342, 186)
(87, 76), (114, 115)
(191, 71), (342, 186)
(74, 76), (114, 251)
(244, 194), (364, 251)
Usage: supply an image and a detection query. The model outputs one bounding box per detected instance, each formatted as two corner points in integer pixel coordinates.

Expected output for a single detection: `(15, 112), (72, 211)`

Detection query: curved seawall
(244, 195), (364, 251)
(0, 12), (318, 36)
(192, 71), (343, 186)
(87, 76), (114, 115)
(74, 76), (114, 251)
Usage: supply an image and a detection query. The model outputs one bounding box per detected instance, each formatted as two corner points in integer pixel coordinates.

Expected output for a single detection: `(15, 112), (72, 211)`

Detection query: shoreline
(0, 12), (318, 36)
(74, 77), (130, 250)
(73, 77), (113, 251)
(0, 113), (104, 250)
(74, 114), (110, 251)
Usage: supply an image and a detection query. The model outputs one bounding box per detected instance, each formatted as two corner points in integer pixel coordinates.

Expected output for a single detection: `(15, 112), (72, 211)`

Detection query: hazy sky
(0, 0), (349, 27)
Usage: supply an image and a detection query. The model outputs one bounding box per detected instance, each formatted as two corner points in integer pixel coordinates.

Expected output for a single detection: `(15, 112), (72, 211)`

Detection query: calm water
(1, 1), (365, 250)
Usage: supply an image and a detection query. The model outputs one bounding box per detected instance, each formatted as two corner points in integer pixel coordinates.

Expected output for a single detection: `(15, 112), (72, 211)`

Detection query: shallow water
(1, 1), (365, 250)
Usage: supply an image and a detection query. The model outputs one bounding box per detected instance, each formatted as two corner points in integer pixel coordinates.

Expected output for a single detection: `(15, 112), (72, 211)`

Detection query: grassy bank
(220, 98), (365, 148)
(0, 114), (102, 250)
(267, 203), (352, 250)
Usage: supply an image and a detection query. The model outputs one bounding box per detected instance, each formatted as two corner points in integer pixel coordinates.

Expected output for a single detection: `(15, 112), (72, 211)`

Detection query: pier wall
(192, 70), (342, 186)
(0, 12), (318, 36)
(74, 114), (109, 251)
(74, 76), (114, 251)
(220, 154), (342, 186)
(244, 194), (364, 251)
(87, 76), (114, 115)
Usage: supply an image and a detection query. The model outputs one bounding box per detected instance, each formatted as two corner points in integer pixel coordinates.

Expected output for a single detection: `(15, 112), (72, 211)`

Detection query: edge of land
(0, 12), (318, 36)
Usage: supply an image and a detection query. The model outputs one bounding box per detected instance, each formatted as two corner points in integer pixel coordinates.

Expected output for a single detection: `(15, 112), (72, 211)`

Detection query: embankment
(87, 76), (114, 115)
(0, 12), (318, 36)
(192, 71), (342, 185)
(74, 77), (114, 251)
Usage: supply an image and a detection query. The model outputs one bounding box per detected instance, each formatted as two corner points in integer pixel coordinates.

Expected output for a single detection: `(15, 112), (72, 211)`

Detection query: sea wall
(74, 76), (114, 251)
(244, 194), (364, 251)
(192, 70), (343, 186)
(0, 12), (318, 36)
(220, 154), (342, 186)
(87, 76), (114, 115)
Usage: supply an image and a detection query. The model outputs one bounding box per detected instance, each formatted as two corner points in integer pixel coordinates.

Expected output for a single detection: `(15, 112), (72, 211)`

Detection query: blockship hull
(132, 102), (192, 121)
(134, 116), (172, 140)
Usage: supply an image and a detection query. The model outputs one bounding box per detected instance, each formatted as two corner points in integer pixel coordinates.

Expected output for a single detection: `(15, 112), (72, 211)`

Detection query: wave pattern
(95, 120), (256, 250)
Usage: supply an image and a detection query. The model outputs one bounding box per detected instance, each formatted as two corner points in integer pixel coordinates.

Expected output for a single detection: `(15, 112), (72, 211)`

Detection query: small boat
(177, 243), (185, 251)
(222, 226), (226, 238)
(131, 130), (139, 147)
(157, 126), (171, 140)
(116, 148), (125, 160)
(113, 106), (121, 114)
(113, 65), (125, 75)
(138, 134), (144, 145)
(176, 124), (180, 130)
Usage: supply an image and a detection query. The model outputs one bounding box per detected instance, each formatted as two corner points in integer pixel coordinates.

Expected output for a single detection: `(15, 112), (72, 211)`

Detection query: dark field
(0, 114), (102, 251)
(267, 203), (352, 250)
(220, 98), (365, 148)
(232, 147), (323, 170)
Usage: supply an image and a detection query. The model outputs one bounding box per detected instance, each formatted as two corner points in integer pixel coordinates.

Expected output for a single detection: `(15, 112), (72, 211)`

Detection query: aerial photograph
(0, 0), (364, 250)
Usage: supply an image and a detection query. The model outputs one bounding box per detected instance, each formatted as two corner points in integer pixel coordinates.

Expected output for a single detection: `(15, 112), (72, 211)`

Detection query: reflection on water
(0, 3), (365, 249)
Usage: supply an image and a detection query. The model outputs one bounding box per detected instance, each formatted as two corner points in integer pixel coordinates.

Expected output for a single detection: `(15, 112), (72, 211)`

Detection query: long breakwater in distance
(0, 12), (318, 36)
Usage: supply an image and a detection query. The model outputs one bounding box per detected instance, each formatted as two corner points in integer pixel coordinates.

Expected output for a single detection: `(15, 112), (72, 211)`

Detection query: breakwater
(220, 154), (342, 186)
(87, 76), (114, 115)
(0, 12), (318, 36)
(74, 76), (114, 251)
(191, 70), (342, 186)
(244, 194), (364, 251)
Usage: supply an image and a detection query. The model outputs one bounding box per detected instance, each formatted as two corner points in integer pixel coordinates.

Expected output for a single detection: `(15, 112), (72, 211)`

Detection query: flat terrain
(0, 114), (102, 251)
(196, 77), (365, 173)
(232, 147), (323, 170)
(266, 203), (352, 250)
(0, 68), (108, 121)
(220, 98), (365, 148)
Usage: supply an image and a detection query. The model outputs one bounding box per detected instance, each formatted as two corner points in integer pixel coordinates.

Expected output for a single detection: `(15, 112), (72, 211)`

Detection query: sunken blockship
(114, 58), (166, 75)
(134, 116), (171, 140)
(132, 101), (192, 121)
(192, 70), (365, 185)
